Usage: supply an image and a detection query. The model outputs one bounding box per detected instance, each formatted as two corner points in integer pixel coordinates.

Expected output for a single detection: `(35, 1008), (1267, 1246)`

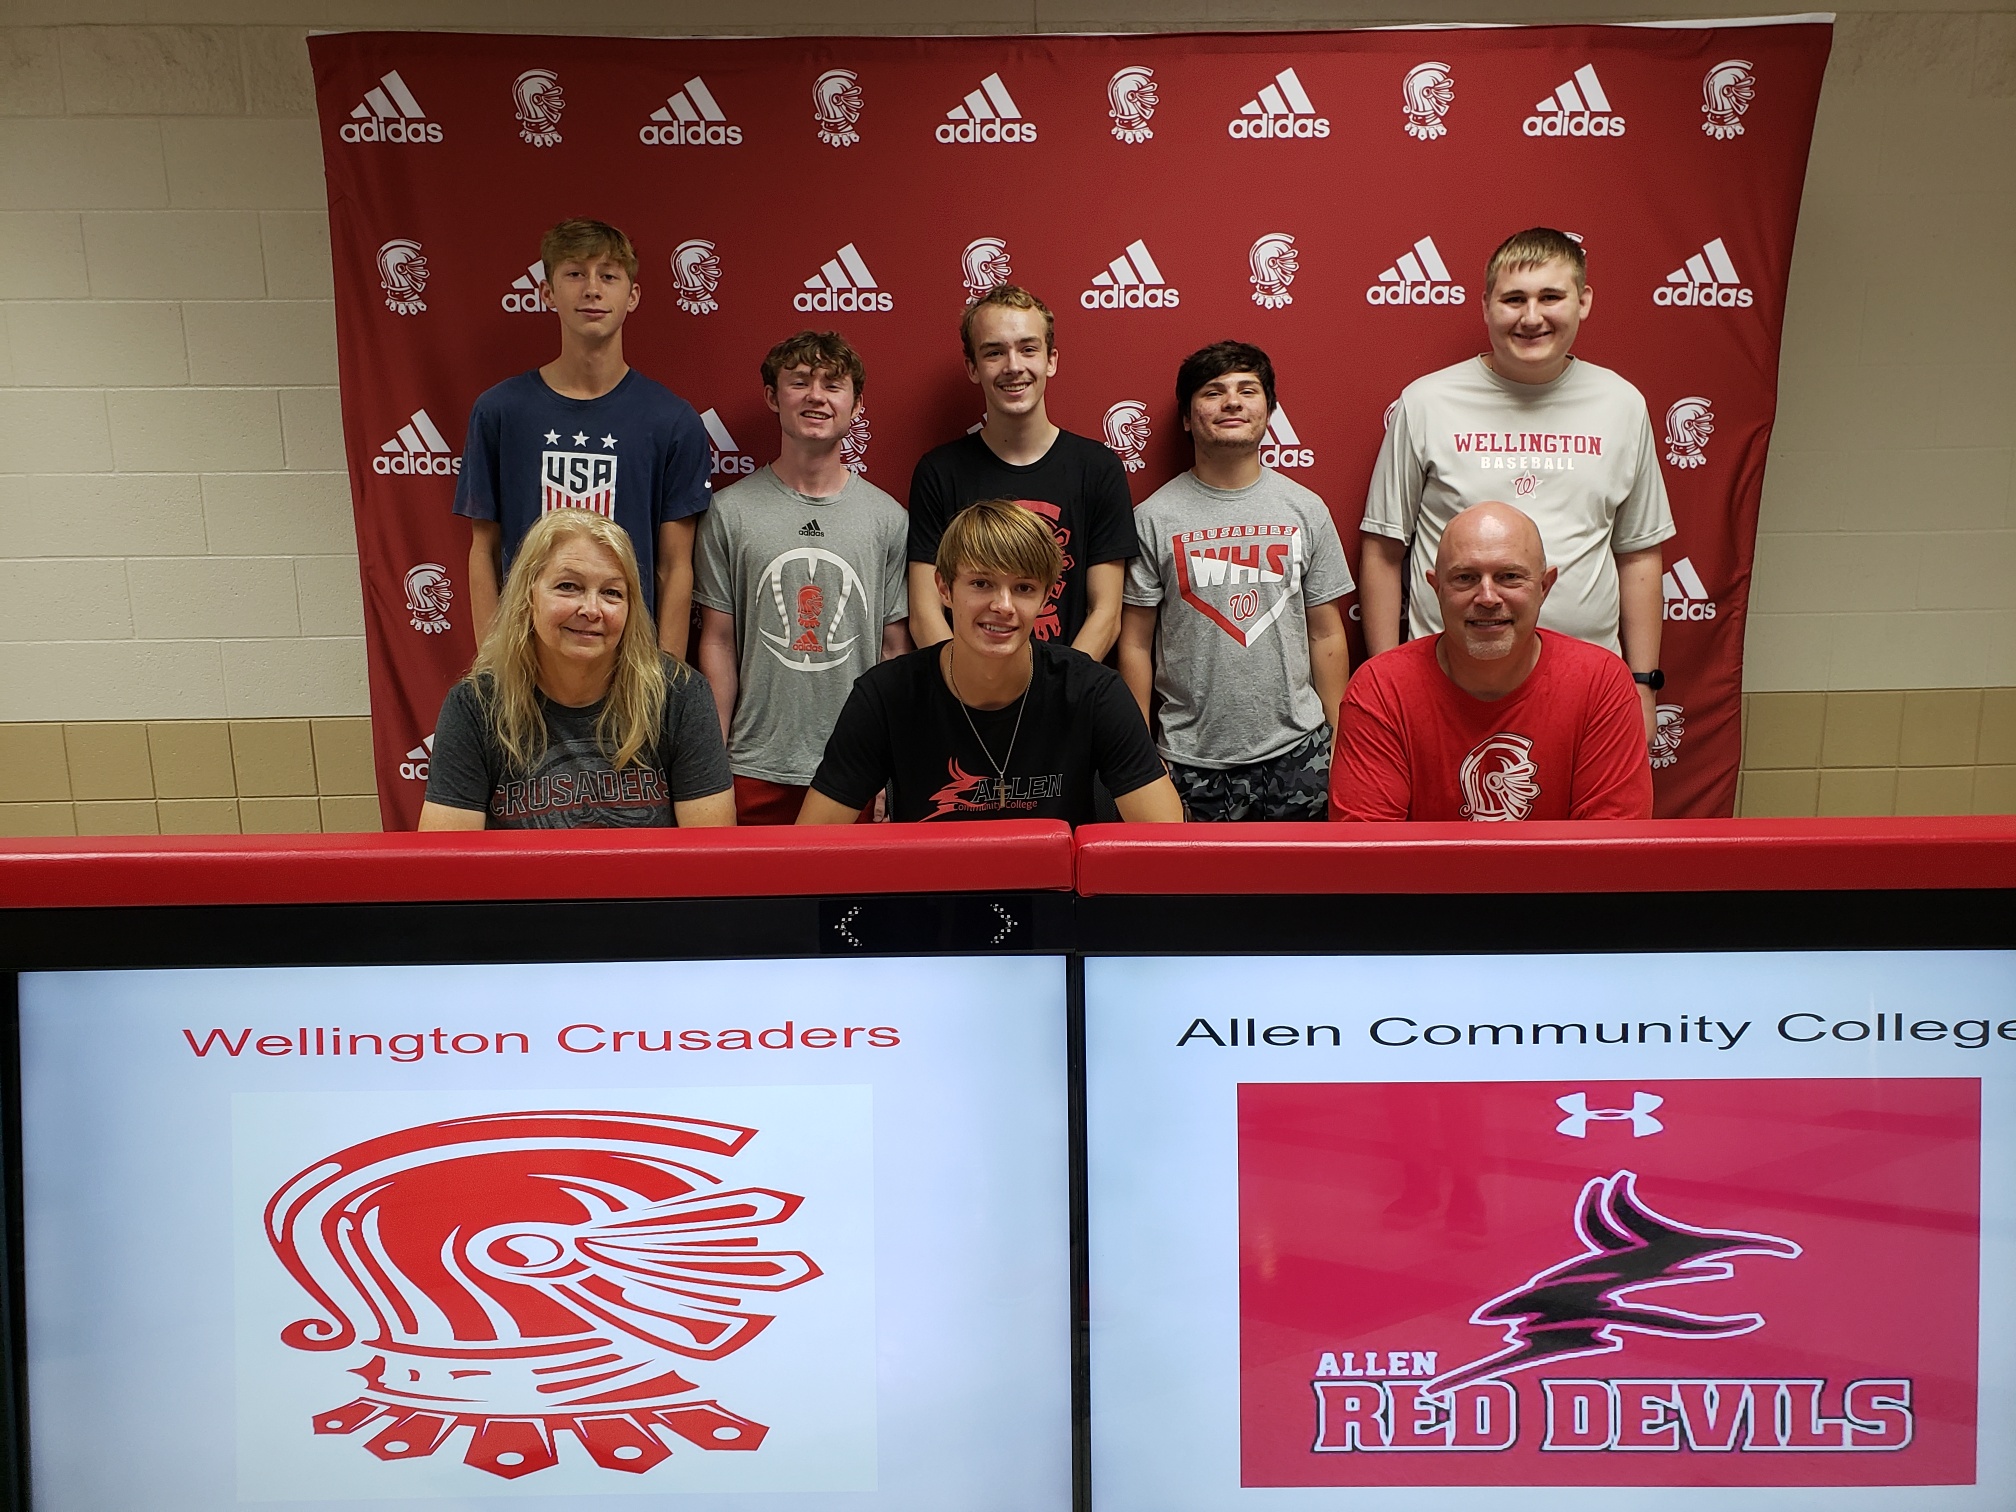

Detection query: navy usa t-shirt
(453, 369), (712, 616)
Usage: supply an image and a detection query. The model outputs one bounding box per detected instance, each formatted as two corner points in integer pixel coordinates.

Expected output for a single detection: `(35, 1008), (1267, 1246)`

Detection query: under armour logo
(1556, 1091), (1663, 1138)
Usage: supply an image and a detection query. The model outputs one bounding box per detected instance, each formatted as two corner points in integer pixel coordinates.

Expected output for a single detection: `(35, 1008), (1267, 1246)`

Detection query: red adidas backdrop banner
(308, 23), (1830, 829)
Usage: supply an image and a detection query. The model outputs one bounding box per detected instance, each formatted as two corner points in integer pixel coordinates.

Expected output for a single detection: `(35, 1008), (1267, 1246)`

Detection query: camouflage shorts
(1166, 725), (1332, 823)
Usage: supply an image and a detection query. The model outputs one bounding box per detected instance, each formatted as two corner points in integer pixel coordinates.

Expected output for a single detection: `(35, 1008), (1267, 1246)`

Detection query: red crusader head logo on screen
(1237, 1078), (1979, 1489)
(264, 1110), (819, 1479)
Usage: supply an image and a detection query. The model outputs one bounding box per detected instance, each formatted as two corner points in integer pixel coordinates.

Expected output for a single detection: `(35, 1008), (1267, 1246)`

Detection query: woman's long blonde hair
(466, 509), (678, 773)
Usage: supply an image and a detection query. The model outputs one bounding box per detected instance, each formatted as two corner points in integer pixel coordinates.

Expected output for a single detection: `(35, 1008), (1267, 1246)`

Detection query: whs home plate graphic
(1238, 1078), (1980, 1487)
(263, 1109), (818, 1480)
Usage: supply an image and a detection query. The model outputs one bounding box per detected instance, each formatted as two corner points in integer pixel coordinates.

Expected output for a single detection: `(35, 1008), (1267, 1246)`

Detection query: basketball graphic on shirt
(1459, 732), (1540, 820)
(758, 546), (867, 672)
(1171, 524), (1305, 647)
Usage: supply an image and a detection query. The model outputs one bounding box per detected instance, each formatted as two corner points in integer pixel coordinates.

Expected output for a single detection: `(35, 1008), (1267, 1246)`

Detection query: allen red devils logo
(1239, 1078), (1978, 1488)
(1425, 1169), (1800, 1397)
(265, 1110), (819, 1479)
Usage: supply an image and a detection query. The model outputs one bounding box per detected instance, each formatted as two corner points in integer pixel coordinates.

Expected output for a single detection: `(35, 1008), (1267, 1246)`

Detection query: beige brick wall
(1, 3), (2012, 830)
(0, 716), (378, 836)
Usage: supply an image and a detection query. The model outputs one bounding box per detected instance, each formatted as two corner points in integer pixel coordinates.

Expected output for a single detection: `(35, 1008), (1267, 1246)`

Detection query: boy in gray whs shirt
(694, 331), (910, 823)
(1118, 342), (1354, 821)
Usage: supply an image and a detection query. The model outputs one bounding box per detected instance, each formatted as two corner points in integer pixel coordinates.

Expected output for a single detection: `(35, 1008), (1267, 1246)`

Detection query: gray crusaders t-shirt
(1362, 355), (1675, 652)
(694, 465), (909, 785)
(425, 659), (731, 828)
(1125, 468), (1354, 769)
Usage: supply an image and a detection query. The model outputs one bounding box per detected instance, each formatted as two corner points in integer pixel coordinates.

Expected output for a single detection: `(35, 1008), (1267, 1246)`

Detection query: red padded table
(1072, 817), (2016, 896)
(0, 821), (1076, 910)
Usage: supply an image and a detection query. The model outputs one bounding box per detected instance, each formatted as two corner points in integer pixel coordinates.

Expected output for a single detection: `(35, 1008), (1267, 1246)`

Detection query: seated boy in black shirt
(799, 500), (1182, 825)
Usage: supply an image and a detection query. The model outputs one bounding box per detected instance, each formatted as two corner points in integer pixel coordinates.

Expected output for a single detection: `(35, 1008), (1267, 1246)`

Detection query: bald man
(1329, 501), (1652, 821)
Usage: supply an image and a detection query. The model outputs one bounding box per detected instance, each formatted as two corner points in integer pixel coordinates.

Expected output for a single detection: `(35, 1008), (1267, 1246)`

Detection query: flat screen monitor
(18, 955), (1073, 1512)
(1086, 949), (2016, 1511)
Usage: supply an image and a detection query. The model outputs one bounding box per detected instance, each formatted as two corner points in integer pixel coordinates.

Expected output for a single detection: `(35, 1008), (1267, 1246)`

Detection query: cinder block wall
(2, 2), (2012, 833)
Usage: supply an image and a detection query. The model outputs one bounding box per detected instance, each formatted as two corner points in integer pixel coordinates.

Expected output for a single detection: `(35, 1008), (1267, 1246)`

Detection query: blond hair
(1484, 227), (1586, 295)
(467, 510), (676, 773)
(960, 284), (1054, 361)
(539, 217), (639, 280)
(936, 499), (1063, 589)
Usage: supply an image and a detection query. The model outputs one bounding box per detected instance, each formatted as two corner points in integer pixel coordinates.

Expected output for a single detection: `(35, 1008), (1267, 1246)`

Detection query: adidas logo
(1365, 235), (1466, 306)
(399, 733), (435, 782)
(937, 72), (1036, 144)
(1081, 239), (1180, 310)
(374, 408), (459, 476)
(1229, 66), (1329, 139)
(640, 77), (742, 146)
(341, 69), (442, 144)
(795, 242), (892, 313)
(1655, 237), (1753, 308)
(798, 519), (825, 538)
(500, 259), (550, 314)
(1259, 404), (1313, 470)
(1662, 556), (1717, 621)
(1523, 64), (1625, 138)
(700, 408), (755, 477)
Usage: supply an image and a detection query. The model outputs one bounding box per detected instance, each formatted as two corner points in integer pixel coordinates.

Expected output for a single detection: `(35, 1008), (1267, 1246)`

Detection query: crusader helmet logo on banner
(512, 68), (564, 146)
(961, 236), (1012, 303)
(1107, 65), (1157, 143)
(1703, 58), (1757, 139)
(1102, 401), (1151, 472)
(1402, 61), (1454, 139)
(376, 238), (429, 315)
(403, 563), (452, 634)
(263, 1110), (819, 1480)
(672, 238), (722, 315)
(813, 68), (863, 146)
(1248, 233), (1298, 310)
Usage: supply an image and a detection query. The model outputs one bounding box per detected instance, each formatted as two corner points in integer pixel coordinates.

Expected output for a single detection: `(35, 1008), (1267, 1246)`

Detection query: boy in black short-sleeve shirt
(803, 501), (1180, 826)
(905, 286), (1137, 658)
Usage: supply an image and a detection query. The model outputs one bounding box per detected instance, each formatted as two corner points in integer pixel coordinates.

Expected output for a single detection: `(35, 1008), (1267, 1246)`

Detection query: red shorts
(732, 775), (872, 826)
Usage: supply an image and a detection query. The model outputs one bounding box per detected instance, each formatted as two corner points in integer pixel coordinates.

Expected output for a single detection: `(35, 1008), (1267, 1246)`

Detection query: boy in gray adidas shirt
(1119, 342), (1353, 821)
(695, 331), (910, 823)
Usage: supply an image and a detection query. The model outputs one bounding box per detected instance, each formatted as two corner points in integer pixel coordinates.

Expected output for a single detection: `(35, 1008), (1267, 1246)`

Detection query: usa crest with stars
(540, 429), (620, 515)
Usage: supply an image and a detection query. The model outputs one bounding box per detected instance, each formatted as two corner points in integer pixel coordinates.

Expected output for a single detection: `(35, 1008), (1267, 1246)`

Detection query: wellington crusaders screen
(1238, 1077), (1979, 1487)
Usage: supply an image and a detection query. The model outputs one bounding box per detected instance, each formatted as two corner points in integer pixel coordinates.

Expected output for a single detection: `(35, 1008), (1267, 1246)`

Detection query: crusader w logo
(265, 1110), (819, 1479)
(1425, 1170), (1800, 1399)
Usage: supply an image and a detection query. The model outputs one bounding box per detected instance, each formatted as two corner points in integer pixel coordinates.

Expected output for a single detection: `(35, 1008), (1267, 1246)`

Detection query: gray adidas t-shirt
(694, 465), (908, 785)
(1125, 467), (1354, 769)
(1362, 355), (1675, 652)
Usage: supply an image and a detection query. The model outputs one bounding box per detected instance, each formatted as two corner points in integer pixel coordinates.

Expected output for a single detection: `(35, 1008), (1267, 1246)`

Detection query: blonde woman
(419, 509), (735, 829)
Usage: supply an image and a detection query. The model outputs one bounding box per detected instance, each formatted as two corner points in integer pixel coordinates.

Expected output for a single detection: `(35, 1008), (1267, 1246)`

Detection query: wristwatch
(1632, 669), (1666, 690)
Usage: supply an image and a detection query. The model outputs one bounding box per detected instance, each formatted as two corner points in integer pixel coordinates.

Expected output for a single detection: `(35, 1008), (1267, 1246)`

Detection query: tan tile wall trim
(3, 698), (2013, 835)
(0, 717), (379, 835)
(1737, 689), (2016, 817)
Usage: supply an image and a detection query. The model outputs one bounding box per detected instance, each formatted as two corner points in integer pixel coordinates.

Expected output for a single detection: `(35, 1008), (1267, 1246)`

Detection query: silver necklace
(946, 643), (1031, 810)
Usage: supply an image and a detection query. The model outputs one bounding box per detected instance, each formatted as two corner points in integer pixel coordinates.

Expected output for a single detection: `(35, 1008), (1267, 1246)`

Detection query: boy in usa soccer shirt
(456, 218), (711, 657)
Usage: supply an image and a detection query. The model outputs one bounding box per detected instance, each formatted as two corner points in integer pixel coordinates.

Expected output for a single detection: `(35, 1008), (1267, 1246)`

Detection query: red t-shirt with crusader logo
(1330, 631), (1650, 821)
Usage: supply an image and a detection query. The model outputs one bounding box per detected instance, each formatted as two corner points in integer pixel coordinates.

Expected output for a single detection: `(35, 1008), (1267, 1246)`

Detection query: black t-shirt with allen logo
(810, 641), (1165, 823)
(906, 430), (1139, 645)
